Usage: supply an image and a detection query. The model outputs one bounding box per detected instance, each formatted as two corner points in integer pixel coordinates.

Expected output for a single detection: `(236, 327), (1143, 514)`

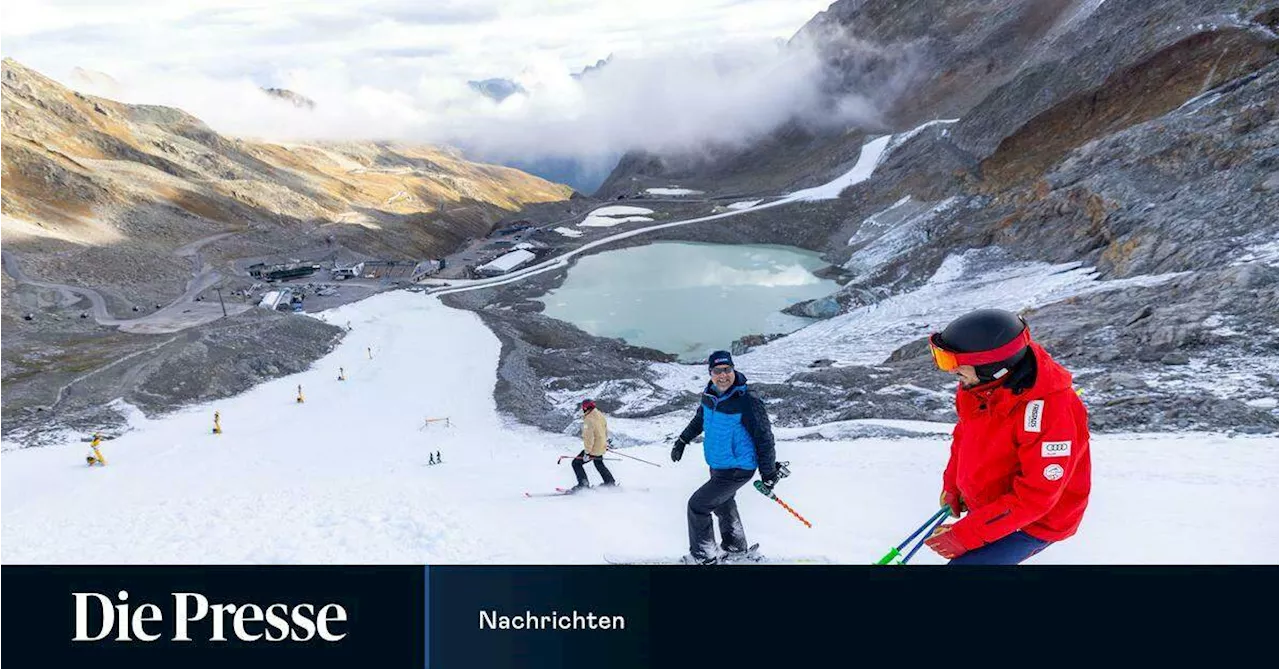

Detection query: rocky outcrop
(261, 87), (316, 109)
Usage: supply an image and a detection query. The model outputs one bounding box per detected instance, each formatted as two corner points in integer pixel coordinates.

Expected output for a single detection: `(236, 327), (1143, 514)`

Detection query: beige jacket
(582, 409), (608, 456)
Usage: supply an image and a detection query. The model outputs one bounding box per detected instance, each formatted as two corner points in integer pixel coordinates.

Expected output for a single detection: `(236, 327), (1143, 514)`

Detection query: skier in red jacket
(924, 309), (1091, 564)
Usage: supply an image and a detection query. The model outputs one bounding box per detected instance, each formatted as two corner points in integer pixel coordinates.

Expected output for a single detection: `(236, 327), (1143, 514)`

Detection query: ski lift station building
(258, 288), (293, 310)
(475, 249), (536, 277)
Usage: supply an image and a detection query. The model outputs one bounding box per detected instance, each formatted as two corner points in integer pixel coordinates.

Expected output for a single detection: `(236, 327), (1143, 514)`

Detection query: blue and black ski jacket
(678, 371), (777, 476)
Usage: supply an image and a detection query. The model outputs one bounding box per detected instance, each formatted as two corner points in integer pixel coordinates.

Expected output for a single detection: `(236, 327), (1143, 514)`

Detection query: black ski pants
(571, 451), (615, 485)
(687, 467), (754, 559)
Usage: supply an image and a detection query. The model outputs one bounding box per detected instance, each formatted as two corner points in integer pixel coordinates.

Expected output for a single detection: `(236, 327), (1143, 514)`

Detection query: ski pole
(875, 506), (951, 565)
(900, 511), (951, 565)
(609, 449), (662, 468)
(753, 481), (812, 528)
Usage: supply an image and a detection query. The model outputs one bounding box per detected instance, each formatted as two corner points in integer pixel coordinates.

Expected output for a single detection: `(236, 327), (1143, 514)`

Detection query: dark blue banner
(3, 566), (1275, 668)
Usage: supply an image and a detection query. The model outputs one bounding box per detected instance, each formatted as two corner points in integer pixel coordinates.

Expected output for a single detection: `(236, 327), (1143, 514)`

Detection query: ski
(523, 485), (649, 498)
(604, 554), (832, 565)
(604, 544), (832, 565)
(721, 543), (764, 564)
(524, 488), (575, 498)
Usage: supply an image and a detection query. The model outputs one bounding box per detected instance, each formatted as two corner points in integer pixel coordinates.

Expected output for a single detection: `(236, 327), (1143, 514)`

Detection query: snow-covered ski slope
(3, 292), (1276, 564)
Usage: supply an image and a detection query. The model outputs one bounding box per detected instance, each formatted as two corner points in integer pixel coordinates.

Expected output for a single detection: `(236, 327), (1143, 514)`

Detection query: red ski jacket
(943, 343), (1091, 550)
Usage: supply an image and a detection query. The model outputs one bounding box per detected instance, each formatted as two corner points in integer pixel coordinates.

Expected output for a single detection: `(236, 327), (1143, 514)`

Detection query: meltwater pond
(540, 242), (840, 361)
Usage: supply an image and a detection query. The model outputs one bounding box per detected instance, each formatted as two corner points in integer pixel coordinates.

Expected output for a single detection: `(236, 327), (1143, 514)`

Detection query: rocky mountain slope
(1, 58), (570, 445)
(472, 0), (1278, 435)
(2, 58), (569, 292)
(596, 0), (1277, 199)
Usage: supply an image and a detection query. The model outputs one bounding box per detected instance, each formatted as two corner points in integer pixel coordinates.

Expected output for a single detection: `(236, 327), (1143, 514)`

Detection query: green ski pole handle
(874, 506), (951, 565)
(875, 547), (902, 565)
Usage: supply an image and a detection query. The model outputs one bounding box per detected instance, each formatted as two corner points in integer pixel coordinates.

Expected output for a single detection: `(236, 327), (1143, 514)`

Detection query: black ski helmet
(936, 309), (1031, 382)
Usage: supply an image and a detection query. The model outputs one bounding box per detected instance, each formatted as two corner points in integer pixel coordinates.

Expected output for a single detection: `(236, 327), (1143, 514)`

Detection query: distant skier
(429, 453), (436, 466)
(923, 309), (1092, 564)
(569, 399), (615, 492)
(436, 450), (441, 463)
(671, 351), (780, 564)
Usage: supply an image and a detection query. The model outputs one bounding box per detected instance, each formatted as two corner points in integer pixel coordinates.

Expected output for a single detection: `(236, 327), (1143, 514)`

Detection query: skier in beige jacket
(570, 399), (616, 492)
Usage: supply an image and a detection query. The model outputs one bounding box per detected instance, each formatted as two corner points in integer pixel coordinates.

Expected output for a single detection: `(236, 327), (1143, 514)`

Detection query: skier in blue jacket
(671, 350), (780, 564)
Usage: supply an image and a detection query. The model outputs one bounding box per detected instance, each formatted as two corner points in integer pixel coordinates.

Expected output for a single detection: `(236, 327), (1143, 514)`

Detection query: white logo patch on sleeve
(1024, 400), (1044, 433)
(1042, 440), (1072, 458)
(1043, 464), (1065, 481)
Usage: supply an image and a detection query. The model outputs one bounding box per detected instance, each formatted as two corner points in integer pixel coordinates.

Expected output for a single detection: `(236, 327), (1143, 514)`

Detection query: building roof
(477, 249), (536, 273)
(257, 288), (292, 309)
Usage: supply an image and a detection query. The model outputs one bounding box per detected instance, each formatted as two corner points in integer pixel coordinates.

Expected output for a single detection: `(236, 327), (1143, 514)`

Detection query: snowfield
(646, 187), (703, 196)
(580, 205), (655, 227)
(3, 292), (1276, 564)
(785, 135), (892, 201)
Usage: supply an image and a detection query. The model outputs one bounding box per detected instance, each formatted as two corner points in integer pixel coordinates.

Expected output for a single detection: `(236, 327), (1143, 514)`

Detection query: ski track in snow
(2, 292), (1275, 564)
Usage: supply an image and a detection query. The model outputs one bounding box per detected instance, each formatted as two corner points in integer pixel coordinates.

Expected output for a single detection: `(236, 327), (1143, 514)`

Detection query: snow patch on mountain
(646, 187), (704, 196)
(785, 135), (892, 201)
(844, 197), (961, 280)
(580, 205), (656, 227)
(882, 119), (959, 156)
(1231, 237), (1279, 266)
(1141, 355), (1276, 402)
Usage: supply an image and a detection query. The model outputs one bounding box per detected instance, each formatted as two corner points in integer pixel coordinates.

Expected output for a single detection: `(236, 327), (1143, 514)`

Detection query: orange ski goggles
(928, 328), (1031, 372)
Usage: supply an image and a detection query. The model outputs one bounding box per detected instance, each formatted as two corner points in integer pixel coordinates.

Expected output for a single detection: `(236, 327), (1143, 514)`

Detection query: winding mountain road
(3, 230), (251, 334)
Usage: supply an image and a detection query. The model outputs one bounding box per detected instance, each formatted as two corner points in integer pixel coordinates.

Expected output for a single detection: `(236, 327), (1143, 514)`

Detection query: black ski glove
(671, 438), (686, 462)
(759, 467), (783, 492)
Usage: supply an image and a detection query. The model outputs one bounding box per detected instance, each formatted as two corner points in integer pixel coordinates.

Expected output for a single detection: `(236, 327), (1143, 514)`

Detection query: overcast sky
(1, 1), (871, 161)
